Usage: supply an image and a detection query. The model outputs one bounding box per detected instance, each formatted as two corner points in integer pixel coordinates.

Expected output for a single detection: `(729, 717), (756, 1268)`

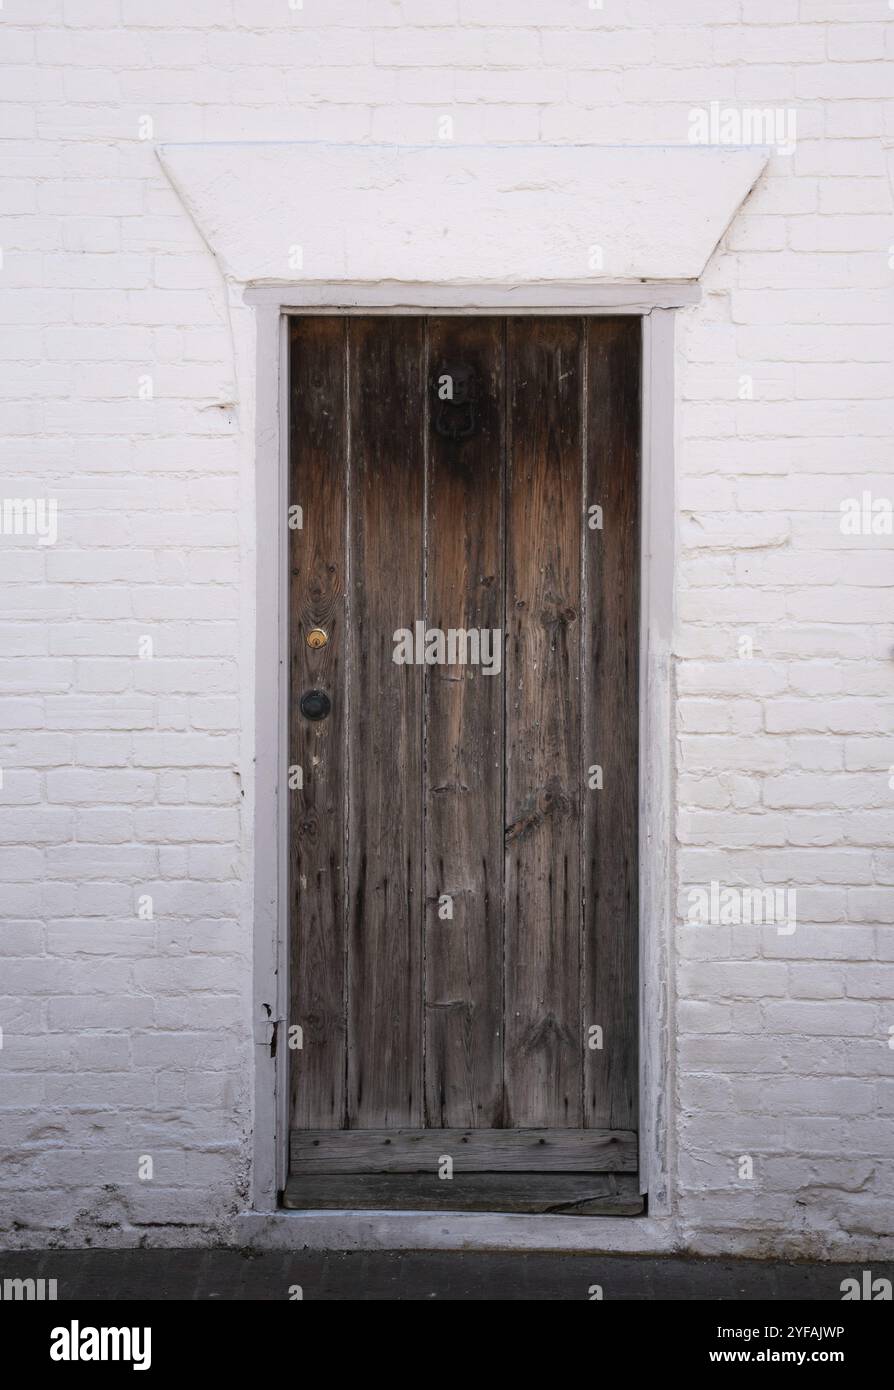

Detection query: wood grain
(346, 317), (425, 1128)
(582, 318), (641, 1132)
(291, 1126), (636, 1172)
(283, 1172), (643, 1215)
(287, 315), (641, 1190)
(423, 317), (505, 1129)
(288, 316), (347, 1129)
(504, 317), (585, 1127)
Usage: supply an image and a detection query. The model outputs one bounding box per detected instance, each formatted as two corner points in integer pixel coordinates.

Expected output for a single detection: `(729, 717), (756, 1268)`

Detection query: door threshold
(283, 1173), (643, 1217)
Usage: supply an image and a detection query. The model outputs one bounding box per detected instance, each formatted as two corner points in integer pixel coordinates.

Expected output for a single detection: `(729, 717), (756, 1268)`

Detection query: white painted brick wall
(2, 1), (892, 1258)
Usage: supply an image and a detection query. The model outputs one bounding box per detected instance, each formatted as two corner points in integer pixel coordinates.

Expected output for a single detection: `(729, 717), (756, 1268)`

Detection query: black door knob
(299, 689), (331, 721)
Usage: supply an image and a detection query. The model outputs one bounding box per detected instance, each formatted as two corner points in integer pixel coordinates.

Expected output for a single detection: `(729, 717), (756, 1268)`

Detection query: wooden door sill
(282, 1173), (644, 1216)
(291, 1127), (637, 1172)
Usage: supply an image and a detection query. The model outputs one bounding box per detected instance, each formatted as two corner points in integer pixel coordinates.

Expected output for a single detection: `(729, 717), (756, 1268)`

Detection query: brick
(47, 995), (154, 1030)
(680, 963), (789, 999)
(122, 0), (230, 26)
(761, 1002), (878, 1038)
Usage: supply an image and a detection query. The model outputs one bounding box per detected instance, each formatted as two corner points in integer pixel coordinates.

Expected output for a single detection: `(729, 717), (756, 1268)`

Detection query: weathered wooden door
(286, 316), (641, 1216)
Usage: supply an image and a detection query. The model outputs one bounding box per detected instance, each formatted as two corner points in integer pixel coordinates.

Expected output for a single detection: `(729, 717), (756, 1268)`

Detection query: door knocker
(434, 363), (479, 442)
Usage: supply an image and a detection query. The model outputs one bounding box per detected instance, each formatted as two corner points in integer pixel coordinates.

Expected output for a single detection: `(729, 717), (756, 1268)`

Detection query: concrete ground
(2, 1249), (891, 1300)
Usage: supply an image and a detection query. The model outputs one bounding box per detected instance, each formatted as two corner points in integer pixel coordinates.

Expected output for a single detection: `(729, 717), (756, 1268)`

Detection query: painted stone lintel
(158, 141), (768, 287)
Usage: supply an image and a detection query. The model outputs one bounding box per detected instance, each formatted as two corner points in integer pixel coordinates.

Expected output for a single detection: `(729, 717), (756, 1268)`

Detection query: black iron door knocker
(433, 363), (479, 441)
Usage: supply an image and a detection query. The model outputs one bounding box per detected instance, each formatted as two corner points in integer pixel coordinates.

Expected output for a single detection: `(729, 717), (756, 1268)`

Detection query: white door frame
(244, 282), (684, 1247)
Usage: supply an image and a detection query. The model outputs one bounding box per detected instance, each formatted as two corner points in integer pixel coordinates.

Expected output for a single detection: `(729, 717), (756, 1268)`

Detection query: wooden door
(285, 316), (641, 1216)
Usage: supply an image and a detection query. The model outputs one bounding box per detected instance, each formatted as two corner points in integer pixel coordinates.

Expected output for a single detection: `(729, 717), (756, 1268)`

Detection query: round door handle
(299, 689), (331, 722)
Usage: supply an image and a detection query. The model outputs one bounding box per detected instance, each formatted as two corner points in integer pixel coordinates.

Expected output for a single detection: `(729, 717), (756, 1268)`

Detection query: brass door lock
(306, 627), (328, 650)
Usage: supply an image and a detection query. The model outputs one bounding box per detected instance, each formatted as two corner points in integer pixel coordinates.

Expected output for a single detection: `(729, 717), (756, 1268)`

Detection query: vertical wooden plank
(289, 316), (347, 1130)
(424, 317), (504, 1128)
(504, 316), (584, 1128)
(346, 317), (425, 1128)
(583, 317), (640, 1131)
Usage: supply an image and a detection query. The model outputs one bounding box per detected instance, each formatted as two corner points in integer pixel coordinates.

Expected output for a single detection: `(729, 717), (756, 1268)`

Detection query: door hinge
(255, 1016), (281, 1057)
